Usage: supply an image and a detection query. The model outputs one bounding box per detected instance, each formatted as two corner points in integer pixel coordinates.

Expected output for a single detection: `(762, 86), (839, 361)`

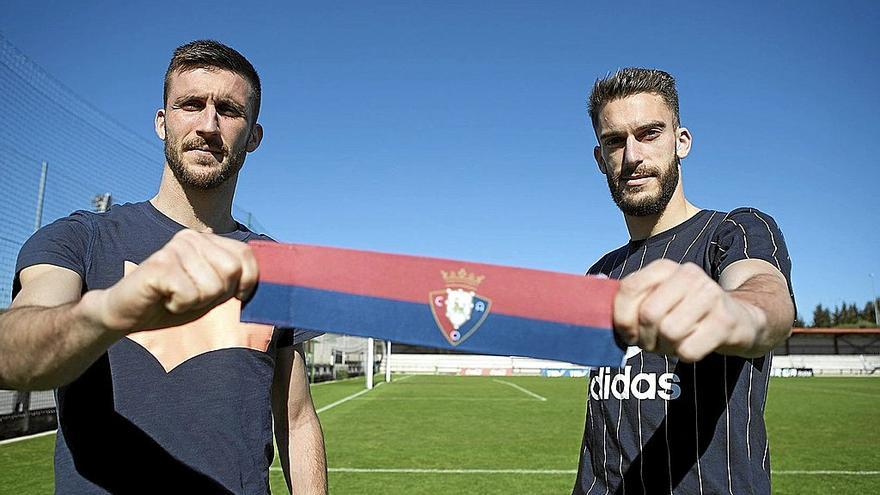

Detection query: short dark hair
(163, 40), (262, 120)
(588, 67), (679, 130)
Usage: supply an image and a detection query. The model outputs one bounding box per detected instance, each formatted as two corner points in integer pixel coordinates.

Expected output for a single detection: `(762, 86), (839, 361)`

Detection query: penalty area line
(492, 379), (547, 401)
(315, 382), (383, 414)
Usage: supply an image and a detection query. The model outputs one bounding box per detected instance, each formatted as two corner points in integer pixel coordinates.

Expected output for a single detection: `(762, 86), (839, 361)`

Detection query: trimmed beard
(164, 131), (246, 190)
(607, 155), (680, 217)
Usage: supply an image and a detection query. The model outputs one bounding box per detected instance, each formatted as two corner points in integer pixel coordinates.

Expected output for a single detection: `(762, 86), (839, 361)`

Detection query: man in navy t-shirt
(572, 68), (795, 494)
(1, 40), (327, 494)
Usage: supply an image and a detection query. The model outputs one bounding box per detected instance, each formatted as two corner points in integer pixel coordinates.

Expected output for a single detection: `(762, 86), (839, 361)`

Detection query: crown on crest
(441, 268), (485, 287)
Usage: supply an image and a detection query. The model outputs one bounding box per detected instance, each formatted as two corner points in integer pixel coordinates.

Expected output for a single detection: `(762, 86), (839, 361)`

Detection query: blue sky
(2, 1), (878, 321)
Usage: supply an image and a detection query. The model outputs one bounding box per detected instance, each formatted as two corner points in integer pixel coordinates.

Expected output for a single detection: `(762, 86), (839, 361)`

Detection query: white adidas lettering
(589, 366), (682, 401)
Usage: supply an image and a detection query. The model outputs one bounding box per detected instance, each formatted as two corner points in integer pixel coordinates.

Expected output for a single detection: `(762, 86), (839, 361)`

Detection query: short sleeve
(12, 211), (94, 298)
(710, 208), (795, 308)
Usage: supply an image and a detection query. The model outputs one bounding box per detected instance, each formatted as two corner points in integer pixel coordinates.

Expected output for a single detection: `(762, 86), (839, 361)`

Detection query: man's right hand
(81, 229), (259, 334)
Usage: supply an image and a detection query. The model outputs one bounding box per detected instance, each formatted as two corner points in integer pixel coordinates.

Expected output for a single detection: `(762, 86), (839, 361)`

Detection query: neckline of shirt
(134, 201), (254, 241)
(627, 209), (717, 248)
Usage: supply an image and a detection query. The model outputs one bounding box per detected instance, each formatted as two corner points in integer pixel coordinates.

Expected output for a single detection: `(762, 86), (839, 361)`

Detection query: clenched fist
(613, 259), (765, 362)
(83, 229), (259, 334)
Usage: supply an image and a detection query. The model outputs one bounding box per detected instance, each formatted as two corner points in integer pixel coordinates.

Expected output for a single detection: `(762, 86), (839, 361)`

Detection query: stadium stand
(776, 327), (880, 355)
(771, 328), (880, 376)
(383, 328), (880, 379)
(384, 354), (589, 377)
(772, 354), (880, 376)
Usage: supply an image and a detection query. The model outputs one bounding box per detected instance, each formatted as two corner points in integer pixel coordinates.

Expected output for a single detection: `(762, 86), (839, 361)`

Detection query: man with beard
(572, 68), (795, 494)
(0, 41), (327, 494)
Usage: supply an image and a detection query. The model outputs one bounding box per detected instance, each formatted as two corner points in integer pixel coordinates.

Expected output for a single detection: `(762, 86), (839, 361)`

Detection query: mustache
(182, 137), (228, 154)
(616, 165), (662, 181)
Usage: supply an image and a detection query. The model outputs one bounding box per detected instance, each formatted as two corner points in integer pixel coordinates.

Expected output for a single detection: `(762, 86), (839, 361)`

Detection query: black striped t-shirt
(573, 208), (794, 495)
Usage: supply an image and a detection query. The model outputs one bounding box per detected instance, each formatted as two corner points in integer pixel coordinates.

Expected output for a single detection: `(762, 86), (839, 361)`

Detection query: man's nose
(622, 136), (644, 167)
(195, 104), (220, 136)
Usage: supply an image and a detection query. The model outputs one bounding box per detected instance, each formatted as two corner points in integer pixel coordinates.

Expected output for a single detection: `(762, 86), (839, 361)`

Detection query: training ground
(1, 374), (877, 494)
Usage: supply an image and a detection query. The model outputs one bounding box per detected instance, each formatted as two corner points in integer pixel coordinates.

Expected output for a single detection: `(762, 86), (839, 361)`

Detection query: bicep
(720, 259), (795, 325)
(11, 264), (83, 308)
(718, 259), (787, 292)
(272, 343), (314, 422)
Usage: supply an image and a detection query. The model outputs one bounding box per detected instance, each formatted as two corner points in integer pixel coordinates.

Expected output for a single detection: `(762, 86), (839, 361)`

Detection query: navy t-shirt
(573, 208), (794, 495)
(13, 201), (318, 494)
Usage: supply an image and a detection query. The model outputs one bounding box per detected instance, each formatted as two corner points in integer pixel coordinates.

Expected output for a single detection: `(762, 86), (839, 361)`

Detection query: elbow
(735, 299), (794, 359)
(1, 374), (58, 392)
(0, 373), (40, 392)
(754, 307), (794, 357)
(0, 362), (71, 391)
(773, 298), (796, 344)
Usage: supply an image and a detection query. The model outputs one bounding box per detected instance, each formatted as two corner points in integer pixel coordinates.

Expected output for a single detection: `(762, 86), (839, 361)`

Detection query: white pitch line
(311, 373), (413, 388)
(268, 467), (880, 476)
(310, 377), (361, 387)
(392, 374), (416, 383)
(0, 429), (56, 446)
(0, 430), (876, 479)
(492, 379), (547, 401)
(354, 397), (532, 402)
(315, 382), (383, 414)
(270, 467), (575, 474)
(1, 377), (407, 444)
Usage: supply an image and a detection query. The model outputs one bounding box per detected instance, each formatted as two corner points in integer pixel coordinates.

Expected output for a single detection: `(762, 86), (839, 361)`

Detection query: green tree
(862, 300), (879, 327)
(842, 303), (856, 325)
(831, 305), (842, 326)
(812, 304), (832, 327)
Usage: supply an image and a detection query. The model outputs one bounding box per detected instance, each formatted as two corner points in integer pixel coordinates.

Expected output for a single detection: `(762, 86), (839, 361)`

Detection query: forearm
(0, 290), (117, 390)
(723, 273), (795, 358)
(288, 410), (328, 495)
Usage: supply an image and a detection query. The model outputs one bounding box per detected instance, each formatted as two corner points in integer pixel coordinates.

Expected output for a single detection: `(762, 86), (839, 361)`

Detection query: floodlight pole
(18, 160), (49, 432)
(33, 161), (48, 231)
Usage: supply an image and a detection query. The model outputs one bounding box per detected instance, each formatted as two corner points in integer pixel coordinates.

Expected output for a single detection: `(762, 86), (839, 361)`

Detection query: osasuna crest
(429, 268), (492, 346)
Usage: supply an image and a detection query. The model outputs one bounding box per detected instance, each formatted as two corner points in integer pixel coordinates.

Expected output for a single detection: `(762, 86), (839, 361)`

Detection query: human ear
(154, 109), (166, 141)
(594, 145), (608, 175)
(246, 123), (263, 152)
(675, 127), (692, 159)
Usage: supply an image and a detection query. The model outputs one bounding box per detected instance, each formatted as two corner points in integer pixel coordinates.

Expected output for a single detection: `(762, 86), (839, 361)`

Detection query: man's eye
(642, 129), (661, 140)
(217, 106), (240, 117)
(181, 101), (202, 111)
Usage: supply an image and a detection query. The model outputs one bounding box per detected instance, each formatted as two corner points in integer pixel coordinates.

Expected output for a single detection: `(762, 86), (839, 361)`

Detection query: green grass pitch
(1, 375), (878, 494)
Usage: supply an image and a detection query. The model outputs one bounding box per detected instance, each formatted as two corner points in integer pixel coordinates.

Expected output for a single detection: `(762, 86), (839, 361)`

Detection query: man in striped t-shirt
(572, 68), (795, 495)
